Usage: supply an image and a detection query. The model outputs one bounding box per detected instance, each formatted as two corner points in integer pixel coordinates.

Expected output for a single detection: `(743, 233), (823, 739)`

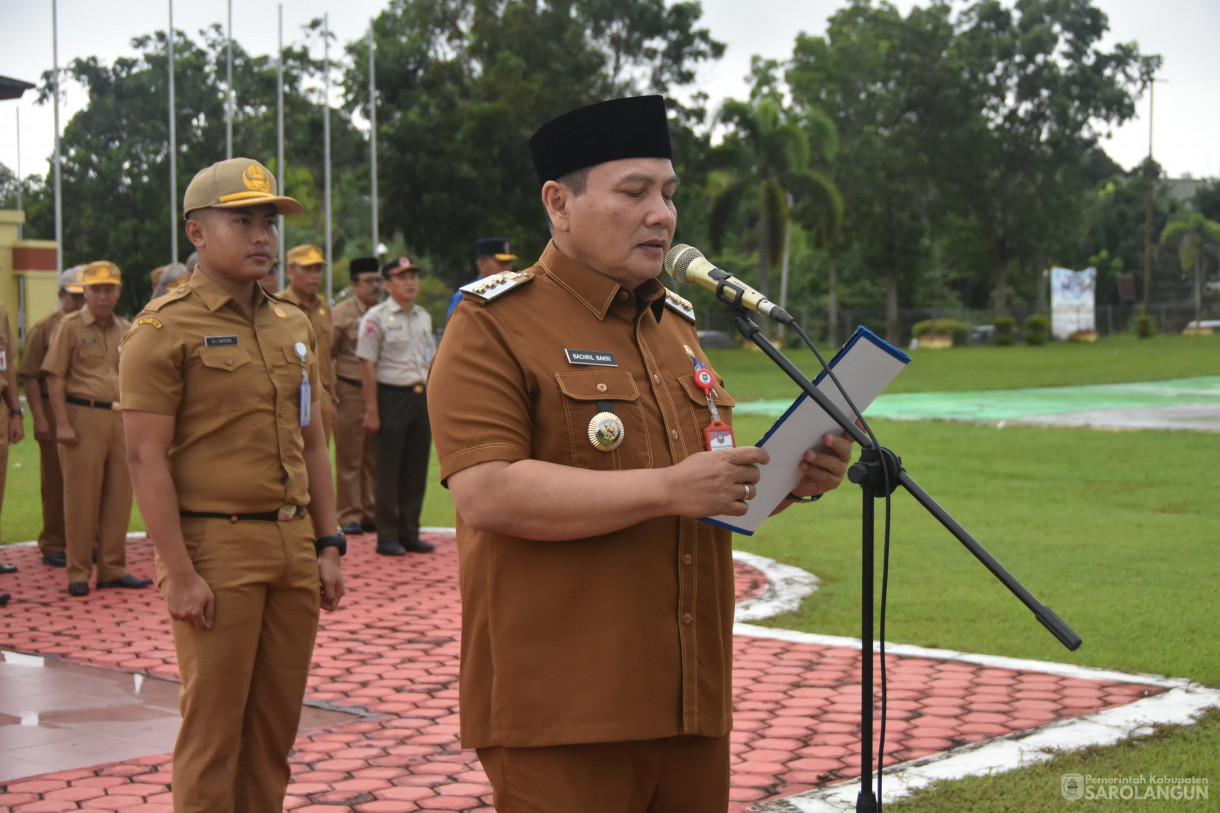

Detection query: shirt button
(618, 291), (629, 300)
(225, 358), (233, 366)
(683, 613), (693, 624)
(683, 554), (693, 565)
(653, 373), (660, 383)
(596, 383), (607, 393)
(671, 429), (678, 440)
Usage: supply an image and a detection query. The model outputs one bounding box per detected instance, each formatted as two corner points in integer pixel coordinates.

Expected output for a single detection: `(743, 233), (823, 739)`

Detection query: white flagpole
(225, 0), (233, 159)
(52, 0), (63, 273)
(323, 13), (333, 301)
(369, 20), (379, 255)
(15, 110), (22, 240)
(277, 3), (286, 287)
(168, 0), (178, 262)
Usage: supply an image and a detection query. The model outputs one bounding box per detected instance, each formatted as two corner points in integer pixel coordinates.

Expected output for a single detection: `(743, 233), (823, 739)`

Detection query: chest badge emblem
(587, 412), (625, 452)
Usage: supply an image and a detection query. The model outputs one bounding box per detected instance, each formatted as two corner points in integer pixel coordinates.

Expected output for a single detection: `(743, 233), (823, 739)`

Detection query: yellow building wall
(0, 209), (61, 357)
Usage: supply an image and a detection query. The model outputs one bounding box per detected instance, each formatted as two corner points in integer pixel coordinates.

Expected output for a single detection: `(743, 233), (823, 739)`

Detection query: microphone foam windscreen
(664, 244), (700, 282)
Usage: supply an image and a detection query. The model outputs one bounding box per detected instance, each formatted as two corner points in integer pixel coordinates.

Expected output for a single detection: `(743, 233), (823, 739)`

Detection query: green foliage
(993, 315), (1015, 345)
(1023, 314), (1050, 345)
(911, 318), (967, 345)
(1132, 309), (1158, 338)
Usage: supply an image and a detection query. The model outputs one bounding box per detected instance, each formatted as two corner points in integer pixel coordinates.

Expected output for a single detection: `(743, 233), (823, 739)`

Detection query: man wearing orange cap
(280, 243), (336, 442)
(43, 261), (148, 596)
(18, 266), (86, 567)
(121, 156), (344, 813)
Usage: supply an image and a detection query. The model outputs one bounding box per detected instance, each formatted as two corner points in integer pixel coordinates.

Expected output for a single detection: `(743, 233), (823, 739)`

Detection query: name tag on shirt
(205, 335), (239, 347)
(565, 349), (618, 367)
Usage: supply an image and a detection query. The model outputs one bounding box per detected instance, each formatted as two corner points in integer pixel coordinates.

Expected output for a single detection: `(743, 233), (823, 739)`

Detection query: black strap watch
(8, 407), (22, 417)
(314, 532), (347, 557)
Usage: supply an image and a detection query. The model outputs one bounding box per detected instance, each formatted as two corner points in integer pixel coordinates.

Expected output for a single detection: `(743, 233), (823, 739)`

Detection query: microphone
(663, 244), (793, 324)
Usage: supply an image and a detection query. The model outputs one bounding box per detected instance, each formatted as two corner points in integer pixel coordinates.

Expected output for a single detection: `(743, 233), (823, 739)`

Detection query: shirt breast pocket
(554, 370), (652, 471)
(197, 347), (258, 411)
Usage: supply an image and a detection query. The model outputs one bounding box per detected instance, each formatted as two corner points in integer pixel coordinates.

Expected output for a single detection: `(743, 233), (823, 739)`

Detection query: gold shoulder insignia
(663, 289), (696, 323)
(460, 270), (533, 304)
(136, 316), (163, 329)
(145, 285), (192, 312)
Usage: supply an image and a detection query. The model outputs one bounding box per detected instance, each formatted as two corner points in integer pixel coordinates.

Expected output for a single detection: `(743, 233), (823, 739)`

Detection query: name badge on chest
(205, 335), (239, 347)
(565, 349), (617, 367)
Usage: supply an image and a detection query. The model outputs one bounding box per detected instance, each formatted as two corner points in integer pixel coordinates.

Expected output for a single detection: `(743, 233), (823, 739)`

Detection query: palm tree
(708, 96), (843, 328)
(1160, 212), (1220, 322)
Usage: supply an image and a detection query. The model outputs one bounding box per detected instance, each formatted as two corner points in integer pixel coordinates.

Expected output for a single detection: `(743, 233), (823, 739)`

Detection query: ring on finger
(742, 482), (753, 500)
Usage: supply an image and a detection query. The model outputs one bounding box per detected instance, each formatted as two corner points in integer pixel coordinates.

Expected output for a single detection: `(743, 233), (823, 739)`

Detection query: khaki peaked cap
(183, 157), (303, 218)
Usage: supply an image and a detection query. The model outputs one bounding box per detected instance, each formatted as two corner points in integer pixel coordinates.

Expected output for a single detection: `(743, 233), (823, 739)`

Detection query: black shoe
(42, 552), (67, 567)
(0, 593), (9, 607)
(0, 563), (17, 575)
(339, 522), (363, 535)
(96, 574), (153, 589)
(376, 541), (407, 556)
(399, 538), (435, 554)
(361, 521), (376, 533)
(68, 582), (89, 597)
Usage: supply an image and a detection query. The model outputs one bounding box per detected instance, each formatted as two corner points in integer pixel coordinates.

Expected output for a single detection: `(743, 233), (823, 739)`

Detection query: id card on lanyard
(686, 346), (734, 451)
(294, 341), (311, 426)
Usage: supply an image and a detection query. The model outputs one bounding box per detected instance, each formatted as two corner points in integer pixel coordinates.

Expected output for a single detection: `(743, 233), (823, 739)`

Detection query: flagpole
(15, 110), (22, 240)
(225, 0), (233, 159)
(369, 19), (379, 255)
(52, 0), (63, 273)
(277, 3), (286, 288)
(168, 0), (179, 262)
(323, 13), (333, 301)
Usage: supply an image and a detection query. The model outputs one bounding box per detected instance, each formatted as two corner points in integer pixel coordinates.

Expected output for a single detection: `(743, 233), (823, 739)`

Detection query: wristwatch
(8, 407), (22, 418)
(314, 532), (347, 557)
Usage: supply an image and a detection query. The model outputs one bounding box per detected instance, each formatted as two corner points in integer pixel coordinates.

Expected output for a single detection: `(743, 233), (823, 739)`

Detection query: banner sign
(1050, 266), (1096, 340)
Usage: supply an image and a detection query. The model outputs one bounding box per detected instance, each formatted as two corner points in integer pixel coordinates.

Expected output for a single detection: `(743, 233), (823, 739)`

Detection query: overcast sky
(1, 0), (1216, 184)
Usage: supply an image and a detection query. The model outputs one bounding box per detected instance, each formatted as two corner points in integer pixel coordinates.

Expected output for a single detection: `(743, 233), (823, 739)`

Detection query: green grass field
(3, 331), (1216, 809)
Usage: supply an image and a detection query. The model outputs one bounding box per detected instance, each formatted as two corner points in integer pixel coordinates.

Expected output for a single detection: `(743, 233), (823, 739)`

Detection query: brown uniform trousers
(19, 311), (69, 558)
(333, 377), (375, 527)
(59, 404), (132, 584)
(159, 517), (319, 813)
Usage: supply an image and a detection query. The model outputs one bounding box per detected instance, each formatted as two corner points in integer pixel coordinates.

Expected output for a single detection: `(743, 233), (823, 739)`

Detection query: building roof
(0, 75), (36, 101)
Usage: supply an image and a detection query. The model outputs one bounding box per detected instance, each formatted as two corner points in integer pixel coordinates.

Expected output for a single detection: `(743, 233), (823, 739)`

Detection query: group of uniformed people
(0, 95), (857, 812)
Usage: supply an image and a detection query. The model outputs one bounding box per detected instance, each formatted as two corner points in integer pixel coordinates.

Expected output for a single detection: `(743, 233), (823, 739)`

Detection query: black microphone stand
(728, 312), (1081, 812)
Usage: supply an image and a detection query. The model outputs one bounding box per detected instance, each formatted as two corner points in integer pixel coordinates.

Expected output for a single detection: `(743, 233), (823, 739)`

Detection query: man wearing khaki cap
(280, 244), (336, 442)
(18, 266), (86, 567)
(43, 261), (148, 596)
(121, 156), (344, 813)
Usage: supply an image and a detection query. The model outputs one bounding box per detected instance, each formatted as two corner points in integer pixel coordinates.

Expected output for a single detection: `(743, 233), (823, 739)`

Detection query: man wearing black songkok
(428, 96), (854, 811)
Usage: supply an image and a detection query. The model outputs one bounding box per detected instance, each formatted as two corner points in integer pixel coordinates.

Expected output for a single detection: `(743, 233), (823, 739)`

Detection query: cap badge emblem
(243, 163), (271, 192)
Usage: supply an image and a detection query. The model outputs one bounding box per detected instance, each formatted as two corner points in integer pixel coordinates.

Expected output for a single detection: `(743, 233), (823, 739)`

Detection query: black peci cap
(350, 257), (380, 277)
(529, 95), (672, 186)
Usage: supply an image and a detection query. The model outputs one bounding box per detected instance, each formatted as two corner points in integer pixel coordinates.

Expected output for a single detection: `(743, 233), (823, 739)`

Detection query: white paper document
(703, 326), (910, 536)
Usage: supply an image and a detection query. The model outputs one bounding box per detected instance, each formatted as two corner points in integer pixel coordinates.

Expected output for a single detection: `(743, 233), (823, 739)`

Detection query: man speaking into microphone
(427, 95), (854, 812)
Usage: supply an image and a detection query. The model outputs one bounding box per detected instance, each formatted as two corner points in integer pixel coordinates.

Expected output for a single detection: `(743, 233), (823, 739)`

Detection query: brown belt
(180, 505), (304, 522)
(66, 394), (115, 410)
(336, 374), (362, 387)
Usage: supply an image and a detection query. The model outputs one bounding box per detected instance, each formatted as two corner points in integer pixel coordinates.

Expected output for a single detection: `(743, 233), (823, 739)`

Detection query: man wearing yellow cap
(279, 244), (336, 442)
(120, 157), (344, 813)
(18, 266), (86, 567)
(42, 261), (149, 596)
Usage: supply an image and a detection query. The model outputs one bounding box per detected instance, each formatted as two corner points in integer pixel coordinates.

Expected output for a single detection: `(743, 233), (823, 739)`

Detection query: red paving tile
(0, 534), (1165, 811)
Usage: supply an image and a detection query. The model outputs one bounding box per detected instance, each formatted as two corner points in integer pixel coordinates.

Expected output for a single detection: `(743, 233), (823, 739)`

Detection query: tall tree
(1160, 212), (1220, 321)
(343, 0), (723, 286)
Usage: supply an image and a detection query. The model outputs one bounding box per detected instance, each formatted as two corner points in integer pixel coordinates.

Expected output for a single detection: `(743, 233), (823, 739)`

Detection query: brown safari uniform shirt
(42, 308), (130, 402)
(118, 270), (320, 513)
(331, 296), (371, 384)
(428, 241), (738, 750)
(18, 308), (66, 390)
(278, 288), (333, 393)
